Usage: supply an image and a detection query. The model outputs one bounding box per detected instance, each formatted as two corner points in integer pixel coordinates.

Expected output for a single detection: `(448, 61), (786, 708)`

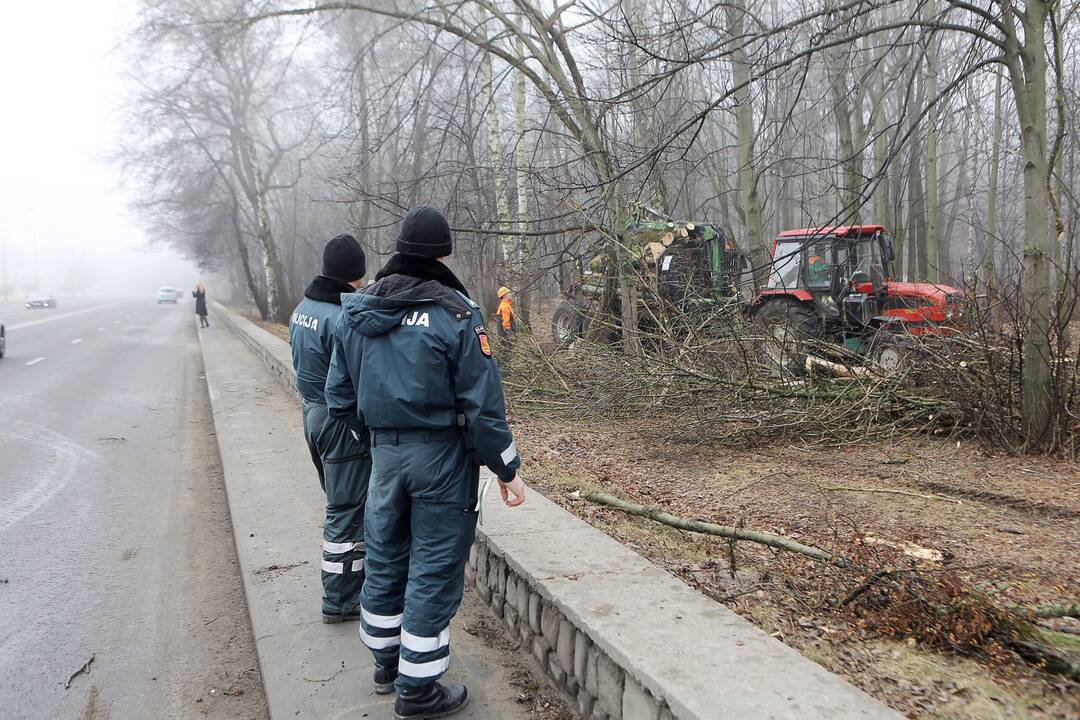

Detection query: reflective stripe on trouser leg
(361, 441), (412, 666)
(399, 626), (450, 679)
(320, 414), (372, 615)
(397, 436), (479, 690)
(359, 606), (402, 651)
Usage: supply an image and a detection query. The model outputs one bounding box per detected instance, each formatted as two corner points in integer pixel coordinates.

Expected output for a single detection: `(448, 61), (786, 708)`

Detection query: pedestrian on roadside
(495, 286), (516, 340)
(193, 282), (209, 327)
(289, 234), (372, 624)
(326, 206), (525, 719)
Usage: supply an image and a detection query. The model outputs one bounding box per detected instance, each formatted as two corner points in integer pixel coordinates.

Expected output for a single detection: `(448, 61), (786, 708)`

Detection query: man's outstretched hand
(499, 476), (526, 507)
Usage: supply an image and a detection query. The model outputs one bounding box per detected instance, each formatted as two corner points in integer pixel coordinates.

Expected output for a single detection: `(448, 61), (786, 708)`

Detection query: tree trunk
(1007, 1), (1053, 443)
(872, 54), (889, 231)
(925, 0), (941, 282)
(941, 124), (970, 284)
(357, 62), (373, 233)
(825, 22), (862, 219)
(891, 52), (911, 276)
(514, 23), (531, 322)
(480, 36), (514, 304)
(230, 201), (268, 319)
(409, 83), (432, 205)
(728, 0), (766, 274)
(986, 70), (1004, 328)
(239, 122), (289, 322)
(906, 143), (926, 280)
(987, 71), (1002, 286)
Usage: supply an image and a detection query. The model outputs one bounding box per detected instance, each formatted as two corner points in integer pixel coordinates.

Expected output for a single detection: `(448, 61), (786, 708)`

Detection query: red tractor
(751, 225), (963, 374)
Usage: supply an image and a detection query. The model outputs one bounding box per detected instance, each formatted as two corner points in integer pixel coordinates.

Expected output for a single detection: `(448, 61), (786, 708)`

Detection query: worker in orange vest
(495, 286), (516, 340)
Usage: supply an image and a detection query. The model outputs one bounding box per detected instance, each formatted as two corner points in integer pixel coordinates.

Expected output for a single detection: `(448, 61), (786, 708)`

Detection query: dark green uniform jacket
(290, 275), (357, 404)
(326, 273), (520, 481)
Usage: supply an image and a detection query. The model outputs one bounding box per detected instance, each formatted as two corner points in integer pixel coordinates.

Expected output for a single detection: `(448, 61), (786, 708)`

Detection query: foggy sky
(0, 0), (198, 299)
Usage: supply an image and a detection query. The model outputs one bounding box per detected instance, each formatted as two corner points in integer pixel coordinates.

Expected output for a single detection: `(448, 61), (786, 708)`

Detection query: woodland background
(120, 0), (1078, 448)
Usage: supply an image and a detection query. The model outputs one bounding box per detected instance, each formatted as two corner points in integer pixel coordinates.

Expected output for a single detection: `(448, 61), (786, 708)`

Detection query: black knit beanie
(322, 233), (367, 282)
(396, 206), (453, 258)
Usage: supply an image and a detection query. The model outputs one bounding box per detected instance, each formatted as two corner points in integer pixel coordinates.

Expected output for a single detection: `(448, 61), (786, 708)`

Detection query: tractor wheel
(551, 302), (584, 349)
(868, 332), (910, 375)
(752, 300), (821, 376)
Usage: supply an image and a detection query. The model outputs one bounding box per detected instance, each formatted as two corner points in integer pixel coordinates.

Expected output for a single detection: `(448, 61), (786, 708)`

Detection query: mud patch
(81, 686), (108, 720)
(253, 560), (309, 579)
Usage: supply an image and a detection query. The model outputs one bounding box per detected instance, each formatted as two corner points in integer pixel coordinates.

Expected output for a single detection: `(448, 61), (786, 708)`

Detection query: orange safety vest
(496, 298), (515, 330)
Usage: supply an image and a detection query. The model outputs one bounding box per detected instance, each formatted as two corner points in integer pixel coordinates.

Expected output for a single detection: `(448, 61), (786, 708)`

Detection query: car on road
(26, 293), (57, 309)
(157, 286), (180, 304)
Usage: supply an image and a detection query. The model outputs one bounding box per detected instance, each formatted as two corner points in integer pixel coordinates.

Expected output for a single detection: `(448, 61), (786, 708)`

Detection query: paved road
(0, 300), (267, 718)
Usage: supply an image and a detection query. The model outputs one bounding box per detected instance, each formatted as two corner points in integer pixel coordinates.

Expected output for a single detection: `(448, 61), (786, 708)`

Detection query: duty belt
(371, 427), (461, 446)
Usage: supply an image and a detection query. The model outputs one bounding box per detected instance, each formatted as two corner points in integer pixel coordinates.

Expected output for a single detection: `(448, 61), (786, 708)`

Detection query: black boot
(373, 661), (399, 695)
(393, 682), (468, 719)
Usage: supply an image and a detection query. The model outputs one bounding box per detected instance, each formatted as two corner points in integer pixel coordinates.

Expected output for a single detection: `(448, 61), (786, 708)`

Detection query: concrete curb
(210, 301), (903, 720)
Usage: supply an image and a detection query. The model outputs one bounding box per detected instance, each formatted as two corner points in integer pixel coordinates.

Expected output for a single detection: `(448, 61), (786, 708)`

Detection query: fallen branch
(1010, 603), (1080, 620)
(582, 491), (842, 565)
(804, 355), (872, 379)
(64, 655), (95, 689)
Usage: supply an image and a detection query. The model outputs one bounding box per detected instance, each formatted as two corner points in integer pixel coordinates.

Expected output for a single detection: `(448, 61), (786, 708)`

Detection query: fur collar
(304, 275), (356, 305)
(374, 253), (470, 298)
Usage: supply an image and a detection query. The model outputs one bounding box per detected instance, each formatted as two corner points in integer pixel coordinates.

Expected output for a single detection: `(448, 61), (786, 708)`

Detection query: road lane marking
(7, 303), (124, 332)
(26, 357), (45, 366)
(98, 327), (106, 331)
(71, 338), (83, 345)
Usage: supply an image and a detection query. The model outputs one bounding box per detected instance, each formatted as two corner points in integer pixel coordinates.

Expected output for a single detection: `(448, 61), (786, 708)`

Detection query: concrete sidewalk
(198, 321), (565, 719)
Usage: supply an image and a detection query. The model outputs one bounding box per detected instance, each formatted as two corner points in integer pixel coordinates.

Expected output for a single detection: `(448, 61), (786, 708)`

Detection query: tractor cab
(763, 225), (895, 317)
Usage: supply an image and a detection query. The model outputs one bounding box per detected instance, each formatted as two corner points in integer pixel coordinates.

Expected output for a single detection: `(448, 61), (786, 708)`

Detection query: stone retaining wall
(466, 537), (668, 720)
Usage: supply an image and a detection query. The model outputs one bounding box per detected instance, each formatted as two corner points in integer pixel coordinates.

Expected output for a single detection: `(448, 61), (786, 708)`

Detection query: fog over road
(0, 300), (267, 718)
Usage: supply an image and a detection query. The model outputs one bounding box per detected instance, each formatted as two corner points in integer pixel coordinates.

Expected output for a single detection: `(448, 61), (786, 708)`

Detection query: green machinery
(551, 204), (752, 347)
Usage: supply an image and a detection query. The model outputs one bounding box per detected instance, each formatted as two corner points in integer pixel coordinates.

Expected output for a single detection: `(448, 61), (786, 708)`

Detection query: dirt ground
(158, 327), (269, 718)
(508, 408), (1080, 719)
(456, 585), (576, 720)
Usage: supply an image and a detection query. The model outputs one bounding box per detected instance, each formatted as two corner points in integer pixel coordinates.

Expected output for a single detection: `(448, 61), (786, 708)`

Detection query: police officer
(326, 206), (525, 719)
(289, 233), (372, 624)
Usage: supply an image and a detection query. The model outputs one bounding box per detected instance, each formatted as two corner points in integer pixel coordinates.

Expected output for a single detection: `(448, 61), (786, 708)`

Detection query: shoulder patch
(474, 324), (493, 358)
